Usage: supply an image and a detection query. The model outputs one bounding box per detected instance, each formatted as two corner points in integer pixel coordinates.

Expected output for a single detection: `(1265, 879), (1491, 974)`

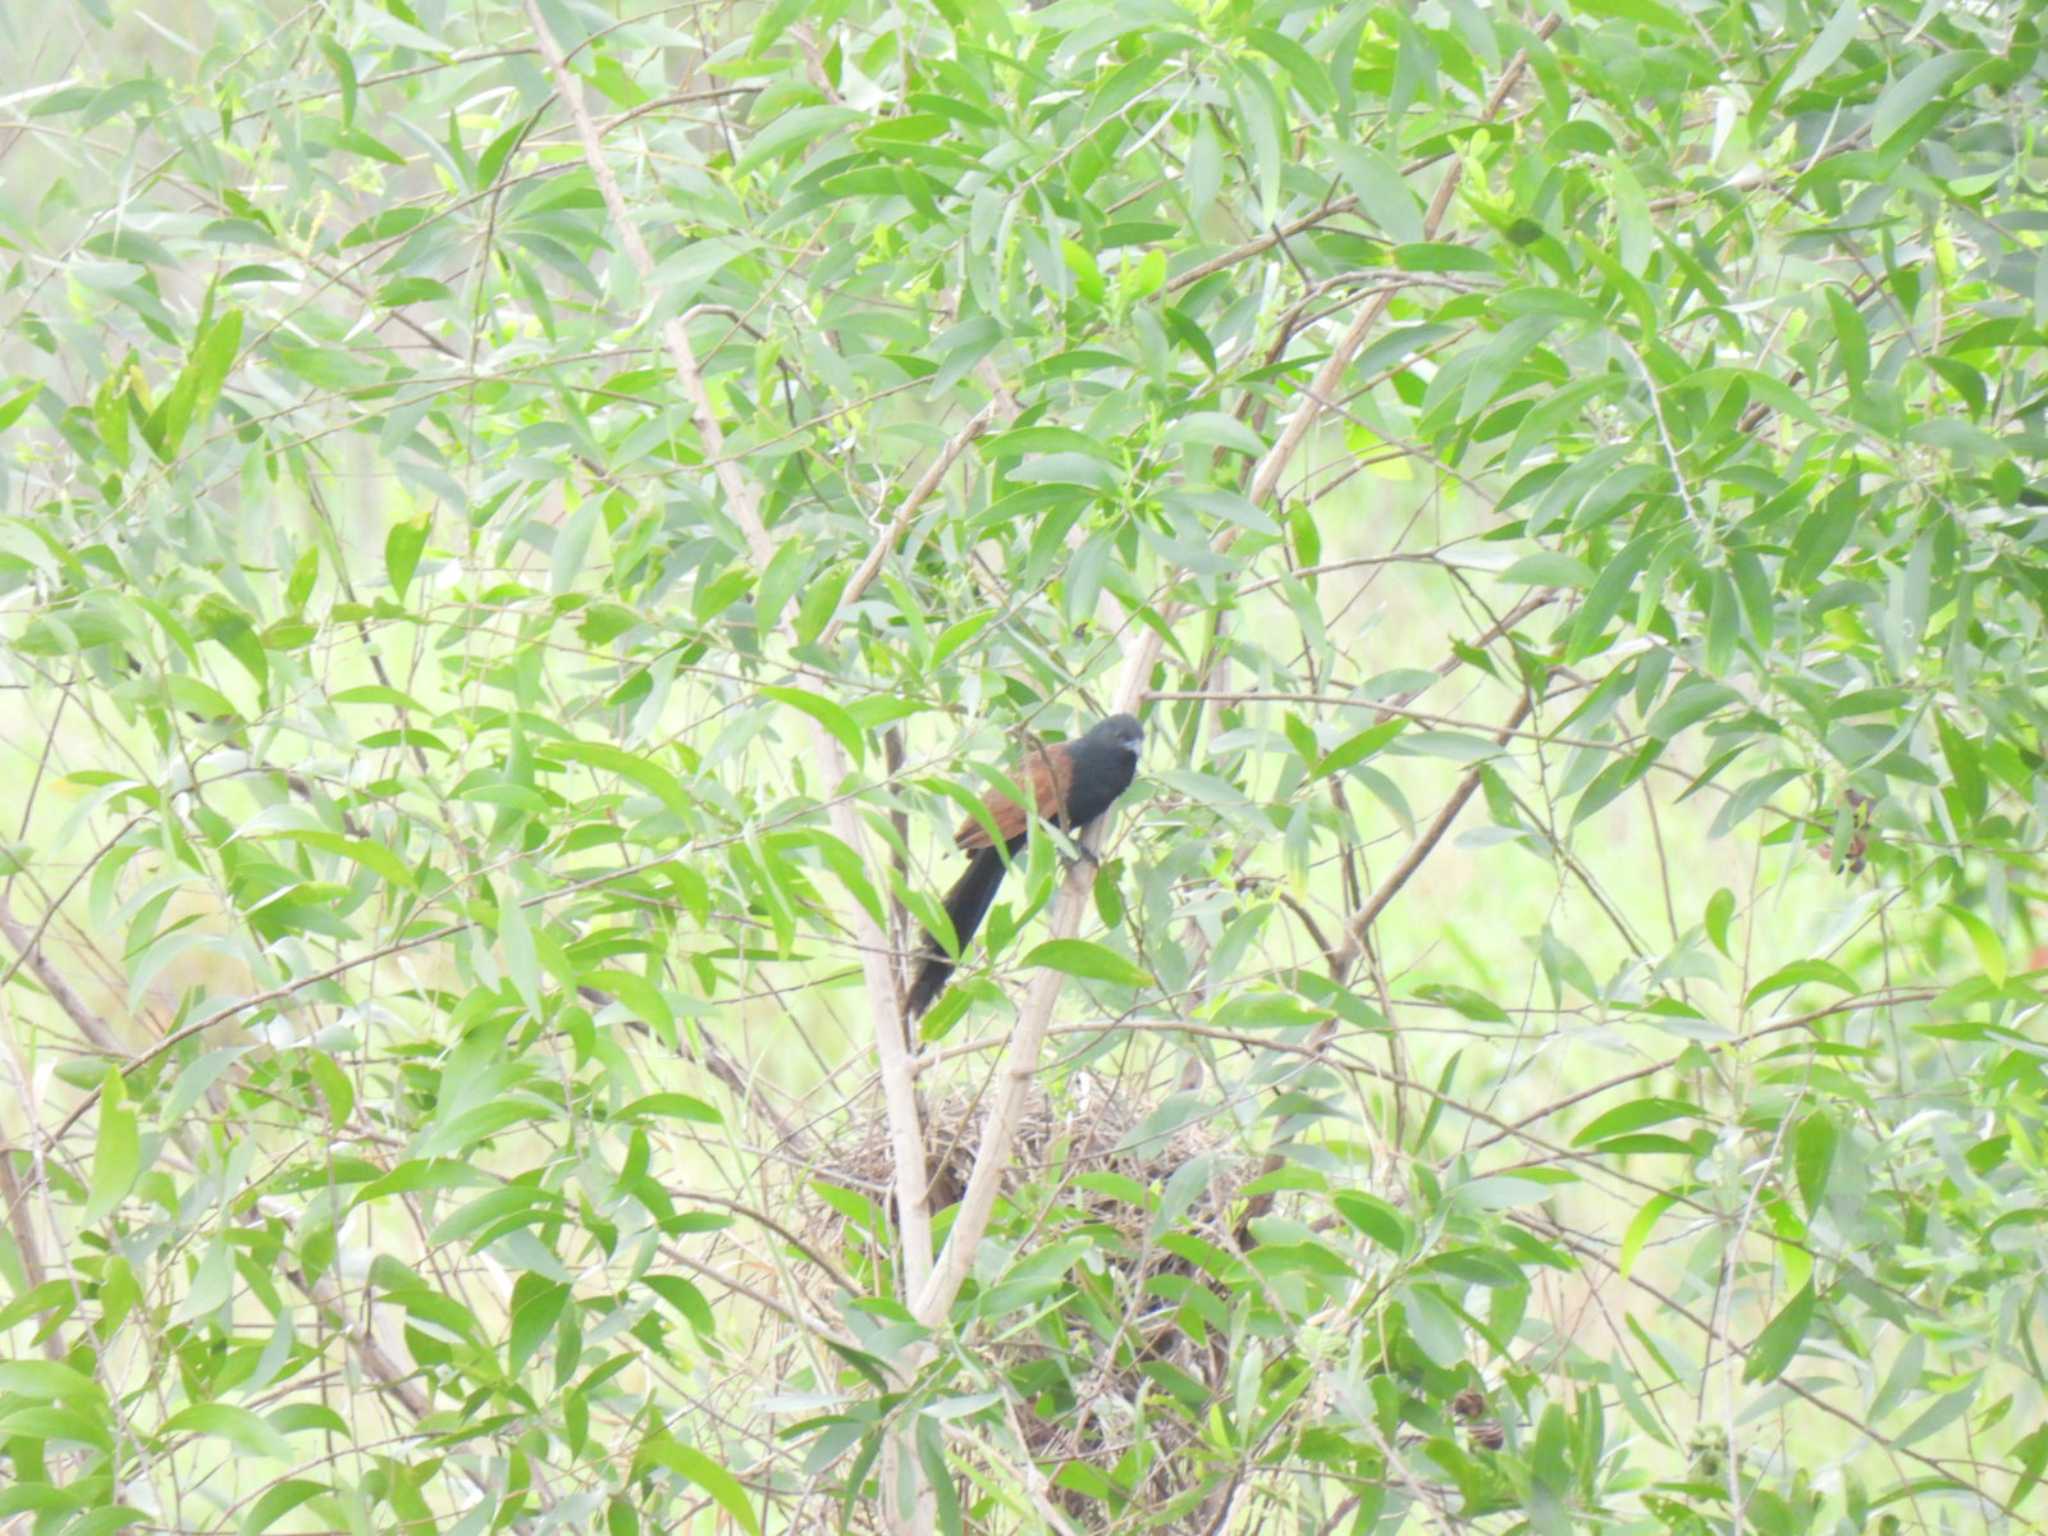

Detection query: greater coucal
(905, 713), (1143, 1017)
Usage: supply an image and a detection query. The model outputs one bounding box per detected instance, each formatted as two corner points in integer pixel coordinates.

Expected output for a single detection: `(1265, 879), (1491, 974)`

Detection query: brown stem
(0, 1135), (60, 1358)
(0, 894), (125, 1056)
(518, 0), (930, 1303)
(1327, 692), (1535, 982)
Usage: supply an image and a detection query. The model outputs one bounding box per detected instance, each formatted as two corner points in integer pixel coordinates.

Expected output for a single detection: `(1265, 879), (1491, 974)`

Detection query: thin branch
(0, 893), (126, 1056)
(0, 1134), (60, 1358)
(1327, 692), (1535, 981)
(518, 0), (932, 1301)
(910, 17), (1563, 1330)
(1111, 18), (1562, 716)
(911, 816), (1110, 1324)
(818, 399), (1001, 651)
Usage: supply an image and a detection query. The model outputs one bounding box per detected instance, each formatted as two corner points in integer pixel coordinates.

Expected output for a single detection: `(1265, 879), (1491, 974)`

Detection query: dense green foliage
(4, 0), (2048, 1531)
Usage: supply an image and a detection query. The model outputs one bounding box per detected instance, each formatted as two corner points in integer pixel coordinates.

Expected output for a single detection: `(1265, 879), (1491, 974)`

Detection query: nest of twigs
(794, 1081), (1259, 1528)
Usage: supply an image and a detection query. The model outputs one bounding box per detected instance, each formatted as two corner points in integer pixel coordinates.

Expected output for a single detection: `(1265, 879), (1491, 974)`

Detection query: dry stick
(0, 895), (126, 1057)
(518, 0), (936, 1301)
(911, 820), (1102, 1323)
(1520, 1212), (2045, 1530)
(1463, 988), (1938, 1155)
(1328, 692), (1535, 981)
(1225, 690), (1534, 1237)
(817, 399), (1000, 651)
(913, 17), (1561, 1330)
(0, 1133), (59, 1359)
(2, 891), (501, 1486)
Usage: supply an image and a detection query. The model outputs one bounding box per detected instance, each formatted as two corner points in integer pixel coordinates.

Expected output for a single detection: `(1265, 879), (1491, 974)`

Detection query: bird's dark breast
(1061, 739), (1138, 829)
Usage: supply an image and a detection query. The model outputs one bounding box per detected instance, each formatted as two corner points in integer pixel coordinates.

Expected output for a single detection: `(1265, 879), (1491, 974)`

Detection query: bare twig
(0, 1133), (60, 1358)
(913, 19), (1561, 1330)
(818, 399), (1001, 651)
(518, 0), (932, 1301)
(912, 821), (1107, 1324)
(1327, 692), (1535, 981)
(0, 894), (126, 1056)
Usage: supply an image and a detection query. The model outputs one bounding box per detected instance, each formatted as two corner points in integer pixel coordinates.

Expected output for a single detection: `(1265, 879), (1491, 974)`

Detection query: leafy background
(2, 0), (2047, 1531)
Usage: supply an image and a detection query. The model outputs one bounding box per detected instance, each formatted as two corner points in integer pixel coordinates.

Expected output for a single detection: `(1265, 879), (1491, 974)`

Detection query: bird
(905, 712), (1144, 1018)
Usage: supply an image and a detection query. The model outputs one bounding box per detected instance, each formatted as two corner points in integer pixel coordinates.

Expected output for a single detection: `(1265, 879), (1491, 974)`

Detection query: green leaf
(759, 685), (866, 770)
(1572, 740), (1658, 827)
(1944, 904), (2006, 988)
(634, 1434), (761, 1534)
(1573, 1097), (1699, 1147)
(1620, 1190), (1683, 1278)
(1331, 1192), (1410, 1255)
(1332, 144), (1423, 244)
(1745, 960), (1859, 1007)
(1645, 682), (1740, 742)
(1704, 888), (1735, 957)
(497, 885), (541, 1014)
(1793, 1110), (1837, 1216)
(308, 1050), (355, 1128)
(81, 1067), (139, 1224)
(508, 1279), (569, 1374)
(1024, 939), (1151, 989)
(1782, 0), (1859, 94)
(549, 740), (693, 819)
(2012, 1425), (2048, 1512)
(551, 499), (600, 595)
(1935, 712), (1987, 823)
(258, 829), (416, 889)
(1315, 719), (1405, 779)
(1568, 532), (1658, 659)
(1500, 552), (1594, 588)
(243, 1480), (329, 1536)
(1871, 53), (1980, 149)
(1008, 452), (1118, 494)
(0, 1360), (105, 1402)
(1705, 569), (1740, 675)
(1571, 0), (1687, 31)
(1742, 1280), (1817, 1384)
(162, 1403), (295, 1463)
(377, 276), (454, 307)
(1409, 982), (1509, 1023)
(1825, 285), (1868, 395)
(185, 308), (243, 440)
(385, 516), (430, 601)
(320, 37), (357, 127)
(330, 683), (427, 711)
(1398, 1284), (1465, 1367)
(1895, 1381), (1978, 1447)
(336, 126), (407, 165)
(163, 673), (240, 724)
(0, 382), (43, 432)
(644, 1273), (717, 1338)
(587, 971), (676, 1045)
(917, 1411), (963, 1536)
(616, 1093), (722, 1125)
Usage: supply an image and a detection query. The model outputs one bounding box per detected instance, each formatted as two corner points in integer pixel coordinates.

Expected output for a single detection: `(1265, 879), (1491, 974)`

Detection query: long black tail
(906, 844), (1013, 1018)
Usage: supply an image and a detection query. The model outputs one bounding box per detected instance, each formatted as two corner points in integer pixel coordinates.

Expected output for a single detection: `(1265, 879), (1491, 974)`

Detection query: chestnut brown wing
(954, 741), (1074, 851)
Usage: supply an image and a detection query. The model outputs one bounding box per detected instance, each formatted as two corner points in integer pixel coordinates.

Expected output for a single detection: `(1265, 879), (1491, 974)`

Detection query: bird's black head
(1088, 712), (1144, 758)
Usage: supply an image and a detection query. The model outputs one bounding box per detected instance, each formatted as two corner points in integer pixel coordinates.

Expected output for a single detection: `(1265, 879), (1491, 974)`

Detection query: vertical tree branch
(1, 895), (125, 1056)
(912, 817), (1104, 1324)
(519, 0), (937, 1302)
(0, 1133), (60, 1359)
(912, 15), (1560, 1328)
(1326, 692), (1535, 981)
